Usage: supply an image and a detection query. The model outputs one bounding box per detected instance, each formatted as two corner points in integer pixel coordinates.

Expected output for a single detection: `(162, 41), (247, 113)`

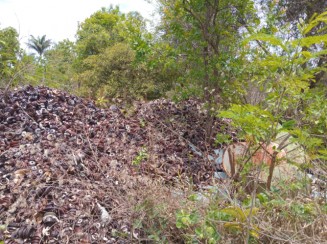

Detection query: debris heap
(0, 86), (231, 243)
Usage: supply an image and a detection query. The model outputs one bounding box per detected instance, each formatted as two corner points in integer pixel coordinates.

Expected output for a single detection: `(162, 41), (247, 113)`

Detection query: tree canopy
(0, 26), (20, 87)
(27, 35), (51, 58)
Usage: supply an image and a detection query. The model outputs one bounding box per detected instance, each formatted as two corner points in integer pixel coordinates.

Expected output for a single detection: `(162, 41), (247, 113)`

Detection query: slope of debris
(137, 99), (237, 184)
(0, 86), (233, 243)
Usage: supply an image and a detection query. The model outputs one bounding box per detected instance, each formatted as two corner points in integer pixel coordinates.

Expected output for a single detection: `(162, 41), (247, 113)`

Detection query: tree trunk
(266, 152), (278, 190)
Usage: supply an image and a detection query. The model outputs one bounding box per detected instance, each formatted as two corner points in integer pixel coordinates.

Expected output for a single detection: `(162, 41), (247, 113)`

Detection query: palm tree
(27, 35), (51, 59)
(27, 35), (51, 83)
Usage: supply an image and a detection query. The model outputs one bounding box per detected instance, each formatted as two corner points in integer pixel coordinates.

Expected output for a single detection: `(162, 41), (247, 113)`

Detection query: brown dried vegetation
(0, 86), (233, 243)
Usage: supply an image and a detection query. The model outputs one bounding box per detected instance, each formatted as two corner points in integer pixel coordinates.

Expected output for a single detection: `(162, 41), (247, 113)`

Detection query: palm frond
(27, 34), (52, 57)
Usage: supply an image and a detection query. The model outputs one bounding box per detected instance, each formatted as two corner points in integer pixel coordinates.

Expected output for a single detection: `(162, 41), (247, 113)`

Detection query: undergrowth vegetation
(124, 9), (327, 243)
(127, 176), (326, 243)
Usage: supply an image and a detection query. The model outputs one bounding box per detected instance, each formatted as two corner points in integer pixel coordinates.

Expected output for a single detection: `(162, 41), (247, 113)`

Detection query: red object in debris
(222, 142), (287, 177)
(252, 142), (287, 166)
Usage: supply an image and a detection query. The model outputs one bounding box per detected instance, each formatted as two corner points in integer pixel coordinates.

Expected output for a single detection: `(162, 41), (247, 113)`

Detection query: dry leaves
(0, 86), (232, 242)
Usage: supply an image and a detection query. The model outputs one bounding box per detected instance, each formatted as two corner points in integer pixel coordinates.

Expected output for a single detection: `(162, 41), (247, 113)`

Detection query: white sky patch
(0, 0), (157, 50)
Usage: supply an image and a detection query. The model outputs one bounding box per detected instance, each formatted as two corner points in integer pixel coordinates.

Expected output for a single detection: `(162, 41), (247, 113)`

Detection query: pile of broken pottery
(0, 86), (233, 243)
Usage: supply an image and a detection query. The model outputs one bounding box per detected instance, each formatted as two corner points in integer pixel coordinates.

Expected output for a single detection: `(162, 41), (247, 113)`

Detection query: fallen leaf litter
(0, 85), (236, 243)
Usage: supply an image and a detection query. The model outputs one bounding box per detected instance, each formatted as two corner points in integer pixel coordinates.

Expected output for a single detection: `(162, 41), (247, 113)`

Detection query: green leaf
(181, 216), (190, 225)
(223, 222), (242, 231)
(293, 34), (327, 48)
(215, 133), (231, 144)
(243, 33), (287, 51)
(257, 193), (269, 204)
(249, 227), (260, 239)
(188, 194), (198, 201)
(317, 149), (327, 160)
(176, 221), (183, 229)
(281, 120), (296, 130)
(221, 206), (247, 222)
(301, 51), (312, 58)
(189, 211), (200, 224)
(195, 227), (204, 239)
(243, 208), (259, 218)
(303, 11), (327, 34)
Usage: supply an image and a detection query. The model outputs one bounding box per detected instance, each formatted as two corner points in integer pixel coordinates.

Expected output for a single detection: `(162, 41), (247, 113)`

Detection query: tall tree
(155, 0), (257, 140)
(27, 35), (51, 83)
(27, 35), (51, 59)
(157, 0), (257, 100)
(75, 6), (156, 102)
(0, 26), (20, 88)
(258, 0), (327, 88)
(44, 39), (77, 91)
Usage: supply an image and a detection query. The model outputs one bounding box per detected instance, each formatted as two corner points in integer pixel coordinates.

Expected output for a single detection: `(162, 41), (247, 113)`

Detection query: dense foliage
(74, 6), (164, 102)
(0, 27), (20, 87)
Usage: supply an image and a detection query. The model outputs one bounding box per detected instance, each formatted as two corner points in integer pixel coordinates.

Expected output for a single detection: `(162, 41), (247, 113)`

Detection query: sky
(0, 0), (157, 50)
